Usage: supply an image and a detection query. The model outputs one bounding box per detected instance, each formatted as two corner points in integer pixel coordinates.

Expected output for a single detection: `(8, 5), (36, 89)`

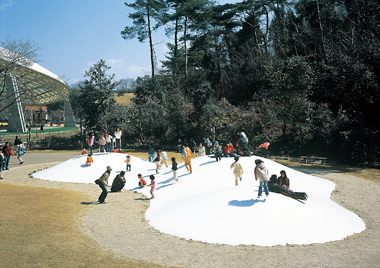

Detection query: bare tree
(0, 37), (41, 112)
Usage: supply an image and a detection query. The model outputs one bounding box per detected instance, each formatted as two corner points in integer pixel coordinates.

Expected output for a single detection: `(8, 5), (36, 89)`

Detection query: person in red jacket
(1, 142), (12, 171)
(224, 141), (235, 157)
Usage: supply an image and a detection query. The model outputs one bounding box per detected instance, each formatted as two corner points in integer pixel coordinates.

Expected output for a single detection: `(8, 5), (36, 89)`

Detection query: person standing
(1, 142), (12, 171)
(214, 142), (222, 162)
(148, 175), (156, 199)
(254, 159), (269, 198)
(182, 144), (193, 173)
(176, 138), (182, 153)
(148, 144), (155, 162)
(111, 171), (126, 192)
(125, 155), (131, 171)
(114, 128), (122, 151)
(95, 166), (112, 204)
(171, 157), (178, 182)
(88, 132), (94, 155)
(198, 142), (206, 156)
(230, 156), (243, 186)
(258, 142), (270, 158)
(203, 137), (212, 155)
(98, 135), (106, 153)
(105, 133), (113, 153)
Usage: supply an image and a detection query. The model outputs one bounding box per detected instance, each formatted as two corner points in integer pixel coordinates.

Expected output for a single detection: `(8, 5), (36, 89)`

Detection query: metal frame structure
(0, 46), (73, 132)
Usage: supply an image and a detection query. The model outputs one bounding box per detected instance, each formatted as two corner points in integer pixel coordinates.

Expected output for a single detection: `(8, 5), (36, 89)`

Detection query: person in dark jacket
(172, 157), (178, 182)
(111, 171), (126, 192)
(268, 174), (308, 200)
(1, 142), (12, 170)
(278, 170), (290, 190)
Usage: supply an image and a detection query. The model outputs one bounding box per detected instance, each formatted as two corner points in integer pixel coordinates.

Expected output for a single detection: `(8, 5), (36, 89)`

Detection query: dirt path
(1, 151), (380, 267)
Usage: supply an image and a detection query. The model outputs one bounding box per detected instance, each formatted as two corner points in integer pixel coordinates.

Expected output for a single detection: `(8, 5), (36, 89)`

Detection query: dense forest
(70, 0), (380, 165)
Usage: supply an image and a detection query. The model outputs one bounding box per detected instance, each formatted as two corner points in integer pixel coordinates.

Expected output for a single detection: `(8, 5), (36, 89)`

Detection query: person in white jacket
(254, 159), (269, 198)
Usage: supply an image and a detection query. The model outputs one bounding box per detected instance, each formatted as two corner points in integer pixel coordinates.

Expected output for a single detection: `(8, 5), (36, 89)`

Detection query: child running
(230, 156), (243, 186)
(147, 175), (156, 199)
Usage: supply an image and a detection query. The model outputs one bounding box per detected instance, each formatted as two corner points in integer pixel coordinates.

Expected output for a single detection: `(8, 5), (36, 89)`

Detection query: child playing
(125, 155), (131, 171)
(154, 150), (162, 174)
(230, 156), (243, 186)
(138, 173), (147, 188)
(147, 175), (156, 199)
(161, 149), (169, 167)
(171, 157), (178, 182)
(254, 159), (269, 198)
(86, 153), (94, 166)
(81, 148), (88, 155)
(214, 142), (222, 162)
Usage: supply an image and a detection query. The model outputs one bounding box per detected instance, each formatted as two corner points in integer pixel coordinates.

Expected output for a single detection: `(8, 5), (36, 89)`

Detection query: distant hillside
(114, 93), (134, 105)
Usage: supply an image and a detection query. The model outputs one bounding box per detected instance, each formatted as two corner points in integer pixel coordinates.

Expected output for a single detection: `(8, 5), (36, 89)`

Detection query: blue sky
(1, 0), (239, 85)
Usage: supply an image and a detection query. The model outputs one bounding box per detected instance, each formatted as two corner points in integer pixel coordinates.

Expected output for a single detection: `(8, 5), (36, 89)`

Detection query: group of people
(94, 162), (158, 204)
(196, 132), (270, 160)
(252, 158), (307, 200)
(1, 136), (26, 179)
(87, 128), (123, 155)
(149, 145), (181, 179)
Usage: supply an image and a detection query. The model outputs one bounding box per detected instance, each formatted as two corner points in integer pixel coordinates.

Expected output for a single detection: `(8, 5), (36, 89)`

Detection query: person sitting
(268, 174), (308, 200)
(224, 141), (235, 157)
(278, 170), (290, 190)
(138, 173), (147, 188)
(81, 148), (88, 155)
(111, 171), (126, 192)
(86, 154), (94, 166)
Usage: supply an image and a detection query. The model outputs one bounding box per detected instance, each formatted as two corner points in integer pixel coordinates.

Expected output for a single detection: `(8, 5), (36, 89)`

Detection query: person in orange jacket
(181, 144), (193, 174)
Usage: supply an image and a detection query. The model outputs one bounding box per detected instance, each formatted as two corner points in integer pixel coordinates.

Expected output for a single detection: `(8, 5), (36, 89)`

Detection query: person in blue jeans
(148, 144), (155, 162)
(254, 159), (269, 198)
(95, 166), (112, 204)
(1, 142), (11, 170)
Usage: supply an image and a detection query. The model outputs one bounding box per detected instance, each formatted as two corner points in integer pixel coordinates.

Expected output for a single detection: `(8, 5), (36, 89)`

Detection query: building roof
(0, 46), (70, 105)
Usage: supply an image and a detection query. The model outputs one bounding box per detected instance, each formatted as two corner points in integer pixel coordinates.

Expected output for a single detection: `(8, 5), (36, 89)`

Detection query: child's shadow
(228, 199), (266, 207)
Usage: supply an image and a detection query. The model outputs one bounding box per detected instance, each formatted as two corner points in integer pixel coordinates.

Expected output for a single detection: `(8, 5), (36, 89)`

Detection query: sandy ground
(1, 151), (380, 267)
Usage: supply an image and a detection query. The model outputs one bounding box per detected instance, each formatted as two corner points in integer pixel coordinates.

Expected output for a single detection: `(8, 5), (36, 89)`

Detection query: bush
(35, 134), (85, 150)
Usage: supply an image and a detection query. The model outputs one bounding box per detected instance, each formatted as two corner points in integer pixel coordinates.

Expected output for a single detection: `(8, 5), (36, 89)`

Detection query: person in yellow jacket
(181, 144), (193, 174)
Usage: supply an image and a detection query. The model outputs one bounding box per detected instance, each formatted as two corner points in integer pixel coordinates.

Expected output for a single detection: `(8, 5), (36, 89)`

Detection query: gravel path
(2, 151), (380, 268)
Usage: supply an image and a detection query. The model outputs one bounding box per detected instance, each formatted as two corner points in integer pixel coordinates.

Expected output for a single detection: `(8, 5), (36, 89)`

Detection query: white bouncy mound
(33, 153), (365, 246)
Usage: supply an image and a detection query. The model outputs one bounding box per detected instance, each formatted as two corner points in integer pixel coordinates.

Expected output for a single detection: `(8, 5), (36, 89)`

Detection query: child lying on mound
(268, 174), (308, 200)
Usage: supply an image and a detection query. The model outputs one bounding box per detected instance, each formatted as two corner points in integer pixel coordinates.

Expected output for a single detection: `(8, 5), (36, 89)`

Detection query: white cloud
(0, 0), (14, 11)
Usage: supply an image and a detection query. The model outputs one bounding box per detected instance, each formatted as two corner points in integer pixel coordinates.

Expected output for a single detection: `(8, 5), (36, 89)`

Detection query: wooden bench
(300, 156), (328, 165)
